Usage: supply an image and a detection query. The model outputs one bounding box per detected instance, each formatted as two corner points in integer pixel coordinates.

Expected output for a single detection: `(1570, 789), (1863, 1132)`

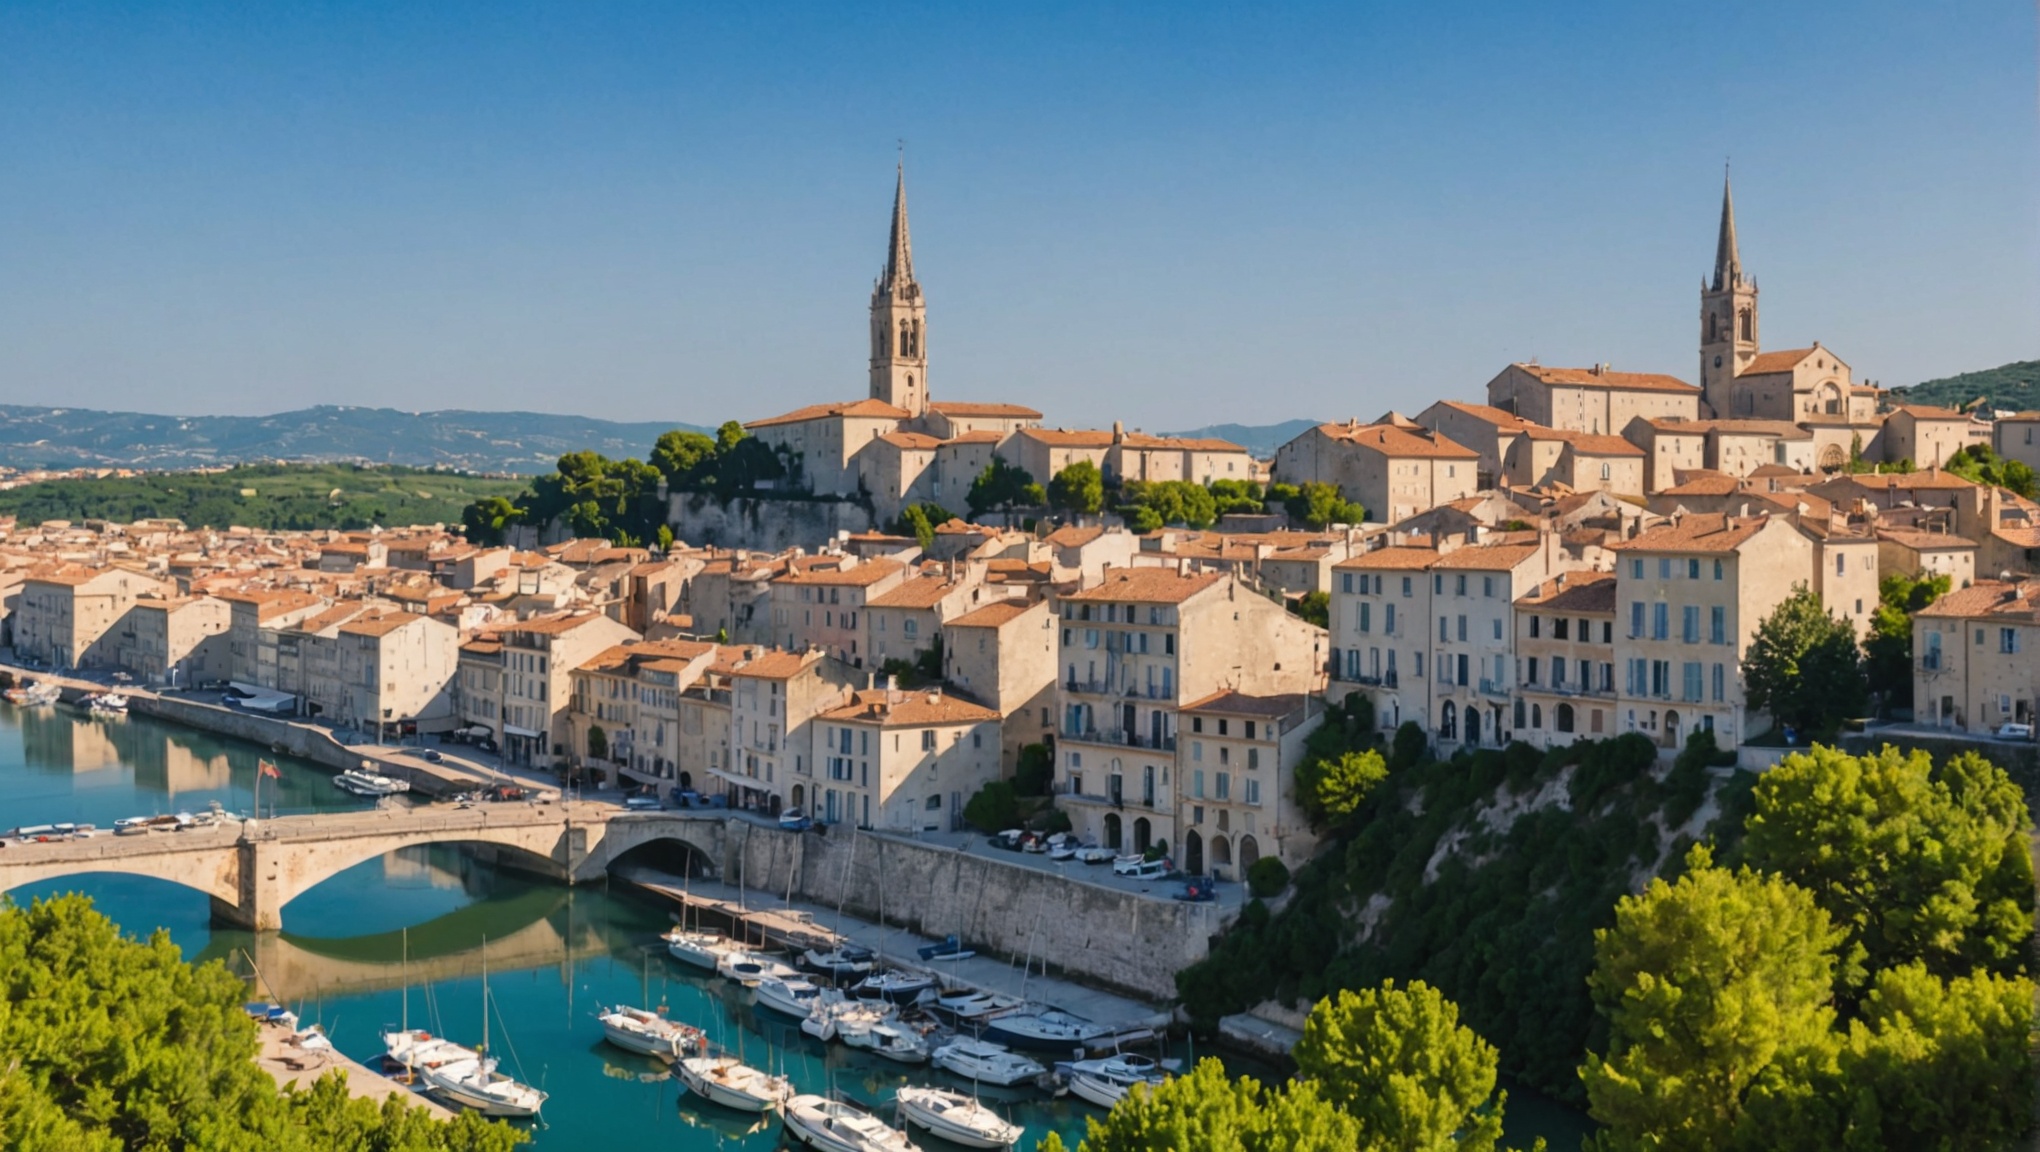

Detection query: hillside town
(0, 171), (2034, 891)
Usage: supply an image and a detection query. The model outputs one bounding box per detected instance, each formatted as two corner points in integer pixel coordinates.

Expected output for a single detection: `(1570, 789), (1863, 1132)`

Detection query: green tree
(1740, 585), (1866, 735)
(1737, 745), (2033, 996)
(650, 429), (717, 483)
(897, 504), (937, 549)
(1117, 480), (1219, 530)
(1247, 856), (1291, 898)
(1072, 1058), (1362, 1152)
(1295, 980), (1510, 1152)
(587, 724), (608, 761)
(1290, 590), (1329, 628)
(1390, 720), (1429, 770)
(1048, 461), (1105, 516)
(1297, 748), (1388, 829)
(967, 456), (1045, 517)
(655, 524), (675, 552)
(1581, 847), (1843, 1152)
(461, 495), (522, 545)
(1014, 743), (1054, 796)
(963, 780), (1022, 831)
(1285, 481), (1366, 529)
(1863, 571), (1949, 707)
(1208, 479), (1266, 517)
(0, 894), (526, 1152)
(1944, 443), (2040, 499)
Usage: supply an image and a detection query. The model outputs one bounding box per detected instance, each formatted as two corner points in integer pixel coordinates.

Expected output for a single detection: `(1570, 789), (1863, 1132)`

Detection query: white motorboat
(930, 1038), (1047, 1088)
(382, 1027), (469, 1075)
(86, 692), (129, 715)
(931, 990), (1024, 1027)
(1057, 1055), (1167, 1109)
(802, 995), (893, 1043)
(853, 969), (938, 1004)
(679, 1055), (792, 1113)
(333, 767), (411, 796)
(982, 1008), (1111, 1052)
(664, 928), (738, 971)
(422, 1054), (548, 1117)
(782, 1094), (920, 1152)
(801, 943), (877, 979)
(718, 950), (801, 986)
(842, 1020), (930, 1065)
(754, 974), (826, 1019)
(598, 1004), (703, 1061)
(895, 1086), (1023, 1149)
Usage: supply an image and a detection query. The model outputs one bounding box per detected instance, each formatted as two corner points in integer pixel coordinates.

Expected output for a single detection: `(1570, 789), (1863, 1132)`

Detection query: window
(1483, 576), (1495, 598)
(1686, 558), (1699, 579)
(1385, 604), (1396, 633)
(1659, 558), (1672, 579)
(1247, 747), (1260, 769)
(1554, 617), (1569, 640)
(1402, 576), (1413, 596)
(1526, 657), (1540, 685)
(1359, 603), (1372, 633)
(1714, 560), (1724, 580)
(1710, 606), (1726, 645)
(1216, 773), (1230, 800)
(1530, 615), (1541, 638)
(1836, 553), (1846, 577)
(1245, 779), (1261, 805)
(1602, 621), (1613, 643)
(2001, 628), (2020, 654)
(1456, 575), (1468, 596)
(1457, 615), (1468, 642)
(1342, 573), (1354, 594)
(1193, 770), (1205, 798)
(1683, 662), (1703, 702)
(1682, 605), (1700, 644)
(1439, 616), (1450, 641)
(1630, 602), (1645, 637)
(1652, 603), (1669, 640)
(1712, 662), (1726, 702)
(1192, 741), (1203, 761)
(921, 730), (936, 750)
(1631, 559), (1644, 579)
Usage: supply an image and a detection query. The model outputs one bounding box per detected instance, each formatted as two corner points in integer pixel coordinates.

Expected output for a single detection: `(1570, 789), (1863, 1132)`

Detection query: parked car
(1998, 722), (2033, 740)
(623, 795), (664, 811)
(988, 829), (1025, 851)
(778, 807), (813, 831)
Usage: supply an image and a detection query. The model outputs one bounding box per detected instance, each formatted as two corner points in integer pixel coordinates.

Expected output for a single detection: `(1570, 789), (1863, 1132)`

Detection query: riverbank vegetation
(0, 463), (529, 532)
(0, 893), (526, 1151)
(1174, 729), (2036, 1149)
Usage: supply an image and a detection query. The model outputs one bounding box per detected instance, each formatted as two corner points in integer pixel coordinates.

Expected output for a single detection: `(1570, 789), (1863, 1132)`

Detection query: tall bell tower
(1699, 171), (1758, 418)
(870, 163), (928, 417)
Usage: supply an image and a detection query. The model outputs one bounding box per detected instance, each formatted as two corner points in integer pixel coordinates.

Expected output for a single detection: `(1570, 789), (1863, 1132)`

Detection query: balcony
(1478, 678), (1510, 699)
(1060, 726), (1177, 752)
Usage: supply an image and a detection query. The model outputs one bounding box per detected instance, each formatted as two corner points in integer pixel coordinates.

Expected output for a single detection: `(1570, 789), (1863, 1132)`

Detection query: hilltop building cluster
(1, 169), (2036, 882)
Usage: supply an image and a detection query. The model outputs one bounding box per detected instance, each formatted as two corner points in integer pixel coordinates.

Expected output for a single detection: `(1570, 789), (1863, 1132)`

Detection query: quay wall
(668, 494), (874, 552)
(128, 695), (470, 797)
(721, 824), (1227, 1002)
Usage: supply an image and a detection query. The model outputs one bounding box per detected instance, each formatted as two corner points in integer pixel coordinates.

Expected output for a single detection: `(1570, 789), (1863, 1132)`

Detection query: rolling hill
(0, 463), (530, 531)
(0, 404), (710, 474)
(1888, 360), (2040, 412)
(1159, 418), (1320, 457)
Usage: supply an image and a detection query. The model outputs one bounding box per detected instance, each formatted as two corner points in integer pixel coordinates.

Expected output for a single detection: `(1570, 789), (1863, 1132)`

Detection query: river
(0, 704), (1591, 1150)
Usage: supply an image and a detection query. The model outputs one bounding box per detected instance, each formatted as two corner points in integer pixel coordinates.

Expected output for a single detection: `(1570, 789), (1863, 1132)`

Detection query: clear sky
(0, 1), (2033, 432)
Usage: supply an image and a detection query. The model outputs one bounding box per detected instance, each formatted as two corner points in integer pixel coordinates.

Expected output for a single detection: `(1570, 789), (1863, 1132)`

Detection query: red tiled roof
(746, 399), (912, 429)
(1516, 365), (1699, 394)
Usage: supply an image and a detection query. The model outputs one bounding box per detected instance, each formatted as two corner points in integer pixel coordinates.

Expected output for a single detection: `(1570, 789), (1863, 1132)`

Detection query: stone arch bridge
(0, 804), (730, 931)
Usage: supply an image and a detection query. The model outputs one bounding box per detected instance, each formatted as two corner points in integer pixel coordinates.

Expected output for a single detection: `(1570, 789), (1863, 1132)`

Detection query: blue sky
(0, 1), (2033, 432)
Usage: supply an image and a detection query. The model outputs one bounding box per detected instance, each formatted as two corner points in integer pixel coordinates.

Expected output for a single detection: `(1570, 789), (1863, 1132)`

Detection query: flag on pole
(259, 760), (281, 779)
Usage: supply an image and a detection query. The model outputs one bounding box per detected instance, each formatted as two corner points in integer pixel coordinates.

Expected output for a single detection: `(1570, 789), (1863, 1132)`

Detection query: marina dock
(253, 1019), (454, 1119)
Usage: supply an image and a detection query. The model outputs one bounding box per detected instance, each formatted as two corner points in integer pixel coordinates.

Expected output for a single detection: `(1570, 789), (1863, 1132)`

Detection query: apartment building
(722, 648), (859, 813)
(113, 596), (232, 687)
(331, 611), (461, 736)
(769, 555), (907, 665)
(566, 639), (722, 792)
(1325, 546), (1438, 733)
(810, 688), (1001, 830)
(1913, 579), (2040, 732)
(1875, 528), (1977, 587)
(1610, 513), (1813, 750)
(1805, 522), (1880, 636)
(1053, 567), (1325, 856)
(1426, 538), (1570, 750)
(942, 598), (1057, 773)
(1513, 572), (1618, 748)
(1272, 420), (1479, 524)
(1175, 691), (1321, 878)
(15, 565), (175, 670)
(864, 571), (981, 668)
(487, 613), (640, 768)
(1486, 363), (1702, 436)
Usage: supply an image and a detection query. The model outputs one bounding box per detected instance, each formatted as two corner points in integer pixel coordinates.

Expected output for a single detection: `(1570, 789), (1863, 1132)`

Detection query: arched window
(1466, 708), (1482, 746)
(1104, 812), (1122, 850)
(1439, 701), (1456, 740)
(1513, 699), (1525, 729)
(1600, 462), (1611, 481)
(899, 319), (911, 356)
(1556, 703), (1575, 733)
(1531, 703), (1543, 729)
(911, 319), (923, 357)
(1708, 313), (1719, 342)
(1739, 309), (1752, 341)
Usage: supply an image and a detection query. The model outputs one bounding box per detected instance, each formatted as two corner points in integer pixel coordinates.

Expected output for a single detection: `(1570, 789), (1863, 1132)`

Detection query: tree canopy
(1058, 1058), (1362, 1152)
(1118, 480), (1218, 531)
(1581, 846), (1843, 1152)
(966, 456), (1045, 517)
(1944, 442), (2038, 499)
(1736, 745), (2033, 997)
(1048, 461), (1105, 516)
(1739, 585), (1866, 735)
(1284, 481), (1367, 529)
(1863, 571), (1949, 707)
(0, 893), (526, 1152)
(1295, 980), (1509, 1152)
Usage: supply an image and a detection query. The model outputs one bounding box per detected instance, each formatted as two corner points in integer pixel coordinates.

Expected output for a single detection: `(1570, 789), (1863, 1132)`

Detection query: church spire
(879, 161), (915, 296)
(1712, 169), (1741, 291)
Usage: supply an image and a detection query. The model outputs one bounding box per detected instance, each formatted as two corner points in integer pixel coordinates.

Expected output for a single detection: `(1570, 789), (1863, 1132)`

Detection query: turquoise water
(0, 705), (1592, 1150)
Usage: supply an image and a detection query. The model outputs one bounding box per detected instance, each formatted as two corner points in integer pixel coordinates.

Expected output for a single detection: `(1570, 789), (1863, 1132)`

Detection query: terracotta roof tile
(1062, 566), (1224, 604)
(746, 399), (912, 429)
(819, 688), (998, 727)
(928, 401), (1043, 419)
(1516, 570), (1617, 612)
(947, 600), (1037, 629)
(1314, 423), (1480, 459)
(1517, 364), (1699, 394)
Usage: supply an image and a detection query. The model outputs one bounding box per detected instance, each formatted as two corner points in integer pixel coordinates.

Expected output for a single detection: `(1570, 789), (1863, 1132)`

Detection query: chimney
(1113, 421), (1125, 443)
(886, 674), (899, 692)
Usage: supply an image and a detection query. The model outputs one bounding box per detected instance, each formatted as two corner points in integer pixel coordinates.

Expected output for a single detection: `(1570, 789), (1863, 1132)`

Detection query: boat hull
(679, 1060), (785, 1114)
(599, 1016), (692, 1061)
(898, 1096), (1021, 1149)
(981, 1018), (1108, 1052)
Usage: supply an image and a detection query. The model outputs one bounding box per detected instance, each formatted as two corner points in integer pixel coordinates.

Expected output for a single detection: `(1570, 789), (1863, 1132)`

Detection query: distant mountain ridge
(1889, 360), (2040, 413)
(1160, 418), (1320, 458)
(0, 404), (710, 474)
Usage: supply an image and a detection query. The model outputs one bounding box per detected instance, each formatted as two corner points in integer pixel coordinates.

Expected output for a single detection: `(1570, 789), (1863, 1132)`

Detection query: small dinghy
(895, 1086), (1023, 1149)
(853, 969), (938, 1004)
(916, 934), (977, 963)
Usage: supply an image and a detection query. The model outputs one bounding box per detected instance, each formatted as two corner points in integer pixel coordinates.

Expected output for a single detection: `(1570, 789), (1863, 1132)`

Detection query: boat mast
(401, 927), (409, 1034)
(480, 935), (489, 1055)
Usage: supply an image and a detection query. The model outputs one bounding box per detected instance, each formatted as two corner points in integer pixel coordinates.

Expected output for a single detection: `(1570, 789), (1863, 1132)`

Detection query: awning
(503, 724), (542, 739)
(706, 766), (769, 791)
